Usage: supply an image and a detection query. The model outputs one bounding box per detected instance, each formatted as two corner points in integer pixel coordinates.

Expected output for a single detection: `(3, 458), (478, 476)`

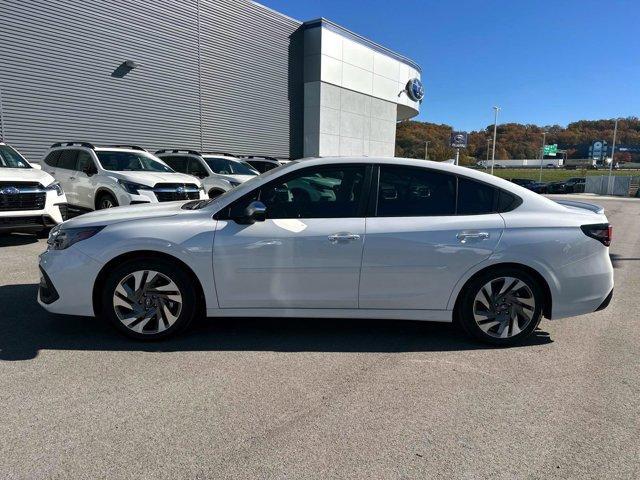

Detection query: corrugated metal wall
(0, 0), (303, 162)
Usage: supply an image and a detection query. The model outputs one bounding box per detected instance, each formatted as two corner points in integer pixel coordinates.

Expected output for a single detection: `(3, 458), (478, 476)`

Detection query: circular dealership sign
(406, 78), (424, 102)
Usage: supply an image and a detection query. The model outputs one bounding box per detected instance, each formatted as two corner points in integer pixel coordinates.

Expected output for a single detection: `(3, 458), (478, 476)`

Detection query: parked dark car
(548, 177), (586, 194)
(566, 177), (586, 193)
(510, 178), (548, 194)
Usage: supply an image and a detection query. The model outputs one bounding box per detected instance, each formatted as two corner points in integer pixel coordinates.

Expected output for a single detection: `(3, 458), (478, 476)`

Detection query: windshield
(96, 151), (174, 172)
(0, 145), (31, 168)
(204, 157), (258, 176)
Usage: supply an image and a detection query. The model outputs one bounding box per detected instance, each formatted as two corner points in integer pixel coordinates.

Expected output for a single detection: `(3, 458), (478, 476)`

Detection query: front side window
(376, 166), (456, 217)
(76, 151), (96, 173)
(231, 165), (366, 219)
(161, 156), (188, 173)
(187, 158), (208, 177)
(204, 157), (258, 176)
(0, 145), (30, 168)
(96, 151), (173, 172)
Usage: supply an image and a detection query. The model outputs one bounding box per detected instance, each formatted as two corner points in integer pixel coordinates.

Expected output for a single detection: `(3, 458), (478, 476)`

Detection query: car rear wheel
(456, 267), (543, 346)
(96, 192), (118, 210)
(101, 258), (197, 340)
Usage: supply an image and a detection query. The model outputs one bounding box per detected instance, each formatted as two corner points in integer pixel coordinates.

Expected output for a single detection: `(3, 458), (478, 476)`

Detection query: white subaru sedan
(38, 157), (614, 345)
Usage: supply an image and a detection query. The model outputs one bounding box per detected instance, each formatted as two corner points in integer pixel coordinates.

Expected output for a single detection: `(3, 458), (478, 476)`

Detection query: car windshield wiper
(182, 199), (215, 210)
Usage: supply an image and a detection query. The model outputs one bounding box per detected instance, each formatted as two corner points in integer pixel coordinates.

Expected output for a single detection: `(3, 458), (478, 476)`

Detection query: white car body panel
(38, 157), (614, 325)
(359, 214), (505, 310)
(213, 218), (365, 308)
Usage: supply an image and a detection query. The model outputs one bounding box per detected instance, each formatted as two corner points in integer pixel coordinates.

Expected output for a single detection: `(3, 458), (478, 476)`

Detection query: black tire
(100, 258), (198, 340)
(208, 189), (225, 199)
(96, 192), (118, 210)
(36, 228), (50, 239)
(455, 267), (544, 346)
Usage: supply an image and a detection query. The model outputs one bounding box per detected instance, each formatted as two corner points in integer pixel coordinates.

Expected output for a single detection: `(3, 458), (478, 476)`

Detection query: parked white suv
(0, 142), (67, 234)
(156, 150), (258, 198)
(41, 143), (207, 211)
(38, 157), (613, 346)
(238, 155), (284, 173)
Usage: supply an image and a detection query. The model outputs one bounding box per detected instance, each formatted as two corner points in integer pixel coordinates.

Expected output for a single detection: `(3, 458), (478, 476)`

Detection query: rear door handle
(328, 233), (361, 243)
(456, 231), (490, 243)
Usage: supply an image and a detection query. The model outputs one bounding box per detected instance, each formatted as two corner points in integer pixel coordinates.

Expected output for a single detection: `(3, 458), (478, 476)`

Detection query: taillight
(581, 223), (612, 246)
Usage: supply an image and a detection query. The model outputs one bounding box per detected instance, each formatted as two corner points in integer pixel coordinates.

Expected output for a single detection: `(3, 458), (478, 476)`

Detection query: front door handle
(456, 231), (490, 243)
(69, 176), (76, 180)
(328, 233), (361, 243)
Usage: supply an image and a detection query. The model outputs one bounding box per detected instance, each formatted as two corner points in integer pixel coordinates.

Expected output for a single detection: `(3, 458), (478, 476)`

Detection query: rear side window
(457, 178), (497, 215)
(376, 166), (456, 217)
(162, 156), (188, 173)
(57, 150), (78, 170)
(457, 177), (520, 214)
(44, 151), (61, 167)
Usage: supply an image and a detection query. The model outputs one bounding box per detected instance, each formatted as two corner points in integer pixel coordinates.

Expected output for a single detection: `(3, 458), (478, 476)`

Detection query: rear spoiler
(554, 199), (604, 215)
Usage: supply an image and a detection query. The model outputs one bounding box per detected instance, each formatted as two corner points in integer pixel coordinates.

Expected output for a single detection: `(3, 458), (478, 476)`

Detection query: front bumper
(0, 190), (66, 231)
(38, 246), (103, 316)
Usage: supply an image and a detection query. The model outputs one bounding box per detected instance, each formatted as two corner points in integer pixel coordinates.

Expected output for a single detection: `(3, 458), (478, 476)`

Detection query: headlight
(198, 184), (205, 191)
(47, 225), (105, 250)
(46, 182), (64, 196)
(117, 179), (151, 195)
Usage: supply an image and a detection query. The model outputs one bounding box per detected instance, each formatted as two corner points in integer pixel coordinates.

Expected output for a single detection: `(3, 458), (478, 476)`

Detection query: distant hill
(395, 117), (640, 165)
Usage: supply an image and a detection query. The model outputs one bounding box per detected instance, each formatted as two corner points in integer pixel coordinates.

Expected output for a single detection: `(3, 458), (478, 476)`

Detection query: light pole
(486, 138), (491, 162)
(424, 141), (430, 160)
(608, 118), (618, 195)
(538, 131), (547, 182)
(490, 106), (500, 174)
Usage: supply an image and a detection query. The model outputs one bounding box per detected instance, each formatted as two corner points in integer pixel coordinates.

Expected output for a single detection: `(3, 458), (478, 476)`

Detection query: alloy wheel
(112, 270), (183, 334)
(100, 197), (115, 209)
(472, 276), (536, 339)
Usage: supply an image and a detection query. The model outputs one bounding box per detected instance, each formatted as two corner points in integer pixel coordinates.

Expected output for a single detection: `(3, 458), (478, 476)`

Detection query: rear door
(55, 150), (79, 205)
(73, 150), (99, 209)
(359, 166), (505, 311)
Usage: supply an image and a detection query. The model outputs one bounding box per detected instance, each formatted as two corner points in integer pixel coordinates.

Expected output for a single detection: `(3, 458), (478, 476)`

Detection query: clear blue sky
(259, 0), (639, 131)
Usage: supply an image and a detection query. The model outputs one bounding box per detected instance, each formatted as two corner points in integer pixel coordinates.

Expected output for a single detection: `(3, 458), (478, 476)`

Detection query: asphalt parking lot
(1, 196), (638, 479)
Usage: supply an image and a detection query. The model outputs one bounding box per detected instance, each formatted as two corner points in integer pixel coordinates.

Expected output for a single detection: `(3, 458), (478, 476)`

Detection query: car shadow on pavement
(0, 233), (40, 247)
(0, 283), (552, 361)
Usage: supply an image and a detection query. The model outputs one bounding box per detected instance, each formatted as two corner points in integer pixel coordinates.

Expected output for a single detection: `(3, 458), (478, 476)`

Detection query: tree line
(395, 117), (640, 165)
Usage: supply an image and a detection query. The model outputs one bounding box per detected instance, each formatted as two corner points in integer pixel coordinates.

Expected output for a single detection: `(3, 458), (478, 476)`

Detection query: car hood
(105, 171), (202, 187)
(216, 174), (256, 184)
(0, 167), (55, 186)
(62, 202), (187, 228)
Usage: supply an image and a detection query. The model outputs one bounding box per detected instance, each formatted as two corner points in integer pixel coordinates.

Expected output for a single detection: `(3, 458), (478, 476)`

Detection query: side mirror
(83, 165), (97, 176)
(240, 201), (266, 224)
(31, 163), (42, 170)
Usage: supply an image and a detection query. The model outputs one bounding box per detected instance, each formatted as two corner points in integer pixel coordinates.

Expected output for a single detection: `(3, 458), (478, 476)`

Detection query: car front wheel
(456, 267), (544, 346)
(101, 258), (197, 340)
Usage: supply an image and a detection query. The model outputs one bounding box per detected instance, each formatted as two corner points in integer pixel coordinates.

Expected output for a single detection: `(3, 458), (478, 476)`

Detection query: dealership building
(0, 0), (422, 162)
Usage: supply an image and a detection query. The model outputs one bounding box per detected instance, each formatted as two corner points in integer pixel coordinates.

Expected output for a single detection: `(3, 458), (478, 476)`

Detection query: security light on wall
(111, 60), (138, 78)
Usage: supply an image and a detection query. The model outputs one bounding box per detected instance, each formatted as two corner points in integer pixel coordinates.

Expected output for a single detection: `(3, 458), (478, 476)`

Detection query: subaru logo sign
(176, 186), (185, 195)
(0, 186), (20, 195)
(406, 78), (424, 102)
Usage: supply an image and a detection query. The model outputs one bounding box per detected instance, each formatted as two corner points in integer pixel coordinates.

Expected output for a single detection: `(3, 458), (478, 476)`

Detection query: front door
(213, 164), (369, 309)
(359, 165), (505, 310)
